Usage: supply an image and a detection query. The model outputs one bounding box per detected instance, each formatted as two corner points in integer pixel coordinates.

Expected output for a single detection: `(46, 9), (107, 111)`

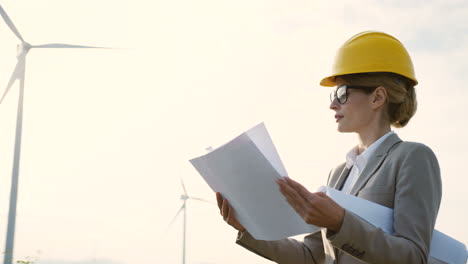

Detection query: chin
(337, 124), (354, 133)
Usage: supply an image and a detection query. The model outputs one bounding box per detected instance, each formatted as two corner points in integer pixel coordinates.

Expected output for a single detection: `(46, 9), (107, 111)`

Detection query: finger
(277, 181), (300, 205)
(226, 202), (234, 223)
(282, 190), (311, 221)
(284, 177), (305, 189)
(277, 180), (308, 213)
(285, 177), (313, 200)
(222, 199), (229, 220)
(276, 178), (295, 191)
(314, 192), (328, 198)
(216, 193), (225, 217)
(226, 205), (245, 231)
(278, 179), (306, 204)
(282, 191), (303, 212)
(311, 192), (334, 206)
(216, 192), (223, 210)
(320, 194), (341, 208)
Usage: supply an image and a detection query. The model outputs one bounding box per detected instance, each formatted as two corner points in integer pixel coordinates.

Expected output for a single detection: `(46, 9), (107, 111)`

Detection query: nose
(329, 98), (339, 111)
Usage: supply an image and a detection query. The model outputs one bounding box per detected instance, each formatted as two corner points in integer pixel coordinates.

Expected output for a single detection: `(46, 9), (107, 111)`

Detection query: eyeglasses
(330, 85), (377, 104)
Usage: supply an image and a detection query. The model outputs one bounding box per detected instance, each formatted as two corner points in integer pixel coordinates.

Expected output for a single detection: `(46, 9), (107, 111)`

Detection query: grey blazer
(236, 133), (443, 264)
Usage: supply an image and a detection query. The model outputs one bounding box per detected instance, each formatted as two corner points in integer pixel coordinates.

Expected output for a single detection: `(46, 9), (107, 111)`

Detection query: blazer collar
(349, 133), (402, 196)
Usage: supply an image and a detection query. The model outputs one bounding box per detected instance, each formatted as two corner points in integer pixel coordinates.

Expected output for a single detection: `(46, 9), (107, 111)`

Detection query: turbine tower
(0, 5), (112, 264)
(166, 178), (213, 264)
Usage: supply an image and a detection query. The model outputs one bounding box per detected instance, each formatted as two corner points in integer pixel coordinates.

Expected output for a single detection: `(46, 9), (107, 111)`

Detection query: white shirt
(341, 131), (395, 194)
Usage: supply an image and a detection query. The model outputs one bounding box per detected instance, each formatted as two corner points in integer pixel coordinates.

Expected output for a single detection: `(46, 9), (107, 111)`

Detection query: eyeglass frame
(330, 85), (378, 105)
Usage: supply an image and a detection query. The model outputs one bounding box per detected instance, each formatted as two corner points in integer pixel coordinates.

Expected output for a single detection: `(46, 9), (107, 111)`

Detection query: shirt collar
(345, 131), (395, 169)
(345, 146), (359, 169)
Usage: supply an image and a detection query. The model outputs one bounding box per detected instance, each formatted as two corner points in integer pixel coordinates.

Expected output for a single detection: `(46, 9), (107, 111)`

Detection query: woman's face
(329, 79), (375, 133)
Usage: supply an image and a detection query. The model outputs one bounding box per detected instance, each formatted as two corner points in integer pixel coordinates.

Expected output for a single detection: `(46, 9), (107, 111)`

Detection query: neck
(356, 124), (391, 154)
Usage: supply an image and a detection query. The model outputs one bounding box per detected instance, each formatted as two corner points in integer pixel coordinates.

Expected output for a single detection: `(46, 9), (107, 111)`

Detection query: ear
(371, 86), (387, 110)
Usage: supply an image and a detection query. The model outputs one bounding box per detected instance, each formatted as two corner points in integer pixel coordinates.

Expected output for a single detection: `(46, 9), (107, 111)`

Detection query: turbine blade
(189, 197), (215, 205)
(163, 204), (185, 234)
(32, 43), (113, 49)
(0, 55), (25, 104)
(180, 177), (188, 196)
(0, 5), (24, 42)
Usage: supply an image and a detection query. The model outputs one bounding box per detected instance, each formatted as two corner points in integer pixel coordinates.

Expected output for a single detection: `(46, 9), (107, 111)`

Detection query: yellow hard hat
(320, 31), (418, 87)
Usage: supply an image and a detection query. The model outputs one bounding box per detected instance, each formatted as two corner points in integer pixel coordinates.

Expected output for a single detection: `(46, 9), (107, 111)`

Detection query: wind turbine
(0, 5), (112, 264)
(165, 178), (214, 264)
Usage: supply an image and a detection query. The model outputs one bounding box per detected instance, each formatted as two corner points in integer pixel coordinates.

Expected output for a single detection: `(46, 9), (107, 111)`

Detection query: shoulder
(393, 141), (433, 152)
(386, 141), (441, 183)
(389, 141), (438, 161)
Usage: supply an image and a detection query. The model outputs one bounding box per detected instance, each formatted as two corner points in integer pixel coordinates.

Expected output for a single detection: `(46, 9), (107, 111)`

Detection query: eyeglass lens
(330, 85), (348, 104)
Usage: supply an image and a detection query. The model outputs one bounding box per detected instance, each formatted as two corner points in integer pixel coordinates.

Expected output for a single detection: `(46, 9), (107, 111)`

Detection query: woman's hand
(276, 177), (345, 232)
(215, 192), (246, 232)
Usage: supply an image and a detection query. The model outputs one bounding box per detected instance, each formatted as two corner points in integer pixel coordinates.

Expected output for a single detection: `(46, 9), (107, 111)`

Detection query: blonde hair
(338, 72), (417, 128)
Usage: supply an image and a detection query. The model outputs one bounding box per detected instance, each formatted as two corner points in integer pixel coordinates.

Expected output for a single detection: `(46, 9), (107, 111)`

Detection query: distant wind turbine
(0, 5), (113, 264)
(165, 178), (214, 264)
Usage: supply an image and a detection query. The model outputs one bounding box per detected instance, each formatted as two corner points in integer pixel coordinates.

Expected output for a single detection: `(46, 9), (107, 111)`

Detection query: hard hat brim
(320, 76), (337, 87)
(320, 72), (418, 87)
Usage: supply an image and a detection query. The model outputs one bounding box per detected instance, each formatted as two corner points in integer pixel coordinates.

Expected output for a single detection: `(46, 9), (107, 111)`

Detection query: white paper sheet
(189, 123), (319, 240)
(319, 186), (468, 264)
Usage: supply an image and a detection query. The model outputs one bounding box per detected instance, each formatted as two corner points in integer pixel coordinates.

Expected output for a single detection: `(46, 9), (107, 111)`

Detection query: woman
(216, 31), (442, 264)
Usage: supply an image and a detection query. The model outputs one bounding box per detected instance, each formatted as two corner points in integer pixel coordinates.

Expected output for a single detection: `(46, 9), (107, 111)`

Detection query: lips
(335, 115), (343, 122)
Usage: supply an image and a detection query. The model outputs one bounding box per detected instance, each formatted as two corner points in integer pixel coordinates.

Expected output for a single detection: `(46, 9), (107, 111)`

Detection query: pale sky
(0, 0), (467, 263)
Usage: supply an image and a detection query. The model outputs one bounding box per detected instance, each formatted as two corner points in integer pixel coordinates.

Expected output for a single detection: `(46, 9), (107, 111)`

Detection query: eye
(336, 86), (347, 101)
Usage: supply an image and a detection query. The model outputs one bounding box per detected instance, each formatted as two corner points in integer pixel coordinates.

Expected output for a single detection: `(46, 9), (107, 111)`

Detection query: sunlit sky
(0, 0), (467, 263)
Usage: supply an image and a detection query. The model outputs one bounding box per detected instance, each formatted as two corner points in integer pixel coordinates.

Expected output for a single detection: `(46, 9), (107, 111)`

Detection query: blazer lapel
(349, 133), (402, 196)
(332, 166), (351, 191)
